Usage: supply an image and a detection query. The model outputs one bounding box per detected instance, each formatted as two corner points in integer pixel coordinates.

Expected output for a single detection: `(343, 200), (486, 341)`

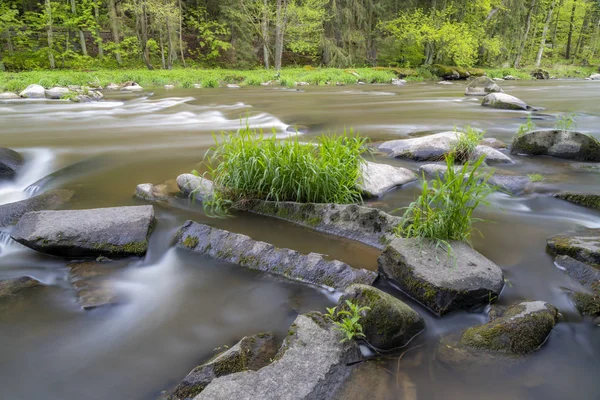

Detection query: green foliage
(528, 173), (544, 182)
(555, 113), (577, 132)
(202, 126), (367, 215)
(326, 300), (371, 343)
(450, 126), (484, 163)
(396, 155), (495, 248)
(516, 116), (536, 138)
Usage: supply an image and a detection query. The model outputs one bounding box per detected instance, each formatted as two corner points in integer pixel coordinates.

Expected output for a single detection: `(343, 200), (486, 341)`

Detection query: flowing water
(0, 80), (599, 400)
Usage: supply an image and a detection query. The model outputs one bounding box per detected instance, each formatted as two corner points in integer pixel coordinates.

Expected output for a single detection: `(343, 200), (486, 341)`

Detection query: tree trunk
(514, 0), (536, 68)
(274, 0), (287, 70)
(178, 0), (186, 67)
(565, 0), (578, 59)
(551, 0), (563, 47)
(159, 33), (166, 69)
(574, 10), (589, 56)
(94, 0), (103, 57)
(108, 0), (122, 64)
(70, 0), (88, 55)
(45, 0), (55, 69)
(591, 19), (600, 58)
(535, 0), (557, 67)
(140, 0), (153, 70)
(167, 20), (173, 70)
(262, 0), (270, 69)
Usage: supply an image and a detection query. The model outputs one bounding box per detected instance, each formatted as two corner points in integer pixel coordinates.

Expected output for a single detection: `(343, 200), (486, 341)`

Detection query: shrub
(450, 125), (484, 163)
(203, 127), (367, 214)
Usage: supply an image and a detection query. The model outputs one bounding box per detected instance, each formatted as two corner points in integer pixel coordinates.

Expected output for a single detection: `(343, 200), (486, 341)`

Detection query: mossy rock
(547, 229), (600, 265)
(553, 255), (600, 317)
(531, 69), (550, 80)
(459, 301), (558, 354)
(554, 193), (600, 210)
(432, 64), (461, 80)
(511, 130), (600, 161)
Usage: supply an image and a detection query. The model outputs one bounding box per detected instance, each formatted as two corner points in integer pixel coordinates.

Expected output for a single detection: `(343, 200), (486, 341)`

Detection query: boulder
(378, 132), (455, 161)
(503, 75), (519, 80)
(481, 93), (530, 111)
(437, 81), (453, 85)
(176, 173), (214, 200)
(196, 313), (360, 400)
(11, 205), (155, 258)
(0, 92), (20, 100)
(44, 87), (71, 99)
(175, 221), (377, 291)
(193, 84), (202, 89)
(391, 79), (406, 86)
(226, 84), (240, 89)
(120, 81), (144, 92)
(339, 284), (424, 350)
(458, 301), (558, 354)
(296, 82), (310, 86)
(554, 192), (600, 210)
(479, 138), (508, 149)
(164, 84), (175, 90)
(590, 73), (600, 81)
(135, 180), (179, 202)
(432, 65), (461, 80)
(470, 145), (513, 164)
(233, 201), (401, 250)
(19, 84), (46, 98)
(571, 163), (600, 173)
(378, 238), (504, 316)
(68, 260), (123, 309)
(105, 83), (120, 91)
(358, 161), (417, 198)
(0, 189), (74, 227)
(0, 147), (24, 180)
(547, 229), (600, 265)
(531, 69), (550, 80)
(169, 333), (278, 400)
(0, 277), (42, 300)
(511, 130), (600, 161)
(465, 76), (503, 96)
(554, 255), (600, 317)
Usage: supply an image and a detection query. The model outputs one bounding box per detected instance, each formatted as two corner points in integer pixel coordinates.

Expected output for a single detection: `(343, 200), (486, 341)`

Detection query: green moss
(93, 241), (147, 256)
(212, 351), (248, 377)
(571, 292), (600, 316)
(306, 217), (322, 227)
(556, 193), (600, 210)
(183, 235), (199, 249)
(511, 136), (549, 156)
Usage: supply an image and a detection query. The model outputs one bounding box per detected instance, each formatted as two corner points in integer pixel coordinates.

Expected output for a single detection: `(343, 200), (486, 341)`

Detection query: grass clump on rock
(203, 126), (367, 214)
(450, 125), (484, 163)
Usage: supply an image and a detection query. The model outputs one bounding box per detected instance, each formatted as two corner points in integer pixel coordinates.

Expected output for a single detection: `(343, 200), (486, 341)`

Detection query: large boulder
(511, 130), (600, 161)
(68, 259), (124, 309)
(358, 161), (417, 198)
(233, 201), (401, 250)
(0, 148), (24, 180)
(176, 221), (377, 290)
(590, 73), (600, 81)
(378, 238), (504, 316)
(44, 87), (71, 99)
(531, 69), (550, 80)
(470, 145), (513, 165)
(11, 205), (155, 258)
(458, 301), (558, 354)
(554, 255), (600, 317)
(0, 277), (42, 300)
(554, 192), (600, 210)
(19, 84), (46, 98)
(547, 229), (600, 265)
(465, 76), (503, 96)
(0, 189), (74, 227)
(177, 173), (214, 200)
(481, 93), (530, 111)
(339, 284), (424, 350)
(196, 313), (360, 400)
(168, 333), (278, 400)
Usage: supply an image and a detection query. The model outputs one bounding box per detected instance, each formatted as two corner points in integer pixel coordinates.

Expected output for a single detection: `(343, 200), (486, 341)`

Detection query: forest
(0, 0), (599, 72)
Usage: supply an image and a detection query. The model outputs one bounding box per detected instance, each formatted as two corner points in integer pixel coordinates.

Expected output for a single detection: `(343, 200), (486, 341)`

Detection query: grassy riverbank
(0, 65), (597, 92)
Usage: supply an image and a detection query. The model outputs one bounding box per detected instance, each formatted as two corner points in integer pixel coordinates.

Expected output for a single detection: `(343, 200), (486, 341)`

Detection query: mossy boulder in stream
(378, 238), (504, 316)
(554, 255), (600, 317)
(547, 228), (600, 265)
(458, 301), (559, 354)
(0, 189), (74, 227)
(167, 333), (278, 400)
(0, 276), (42, 300)
(339, 284), (424, 350)
(554, 192), (600, 210)
(511, 130), (600, 161)
(481, 93), (531, 110)
(0, 148), (24, 180)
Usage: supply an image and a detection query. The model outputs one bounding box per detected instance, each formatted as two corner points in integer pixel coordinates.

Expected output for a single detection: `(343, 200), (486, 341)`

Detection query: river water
(0, 80), (599, 400)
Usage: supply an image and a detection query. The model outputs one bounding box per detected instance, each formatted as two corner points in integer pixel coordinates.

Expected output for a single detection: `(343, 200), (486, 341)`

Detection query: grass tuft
(450, 125), (484, 163)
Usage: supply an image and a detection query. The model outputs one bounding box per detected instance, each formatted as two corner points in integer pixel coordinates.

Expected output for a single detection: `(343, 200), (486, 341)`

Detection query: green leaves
(326, 300), (371, 343)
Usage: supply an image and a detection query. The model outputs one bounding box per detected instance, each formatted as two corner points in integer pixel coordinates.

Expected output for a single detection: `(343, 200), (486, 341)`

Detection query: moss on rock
(555, 193), (600, 210)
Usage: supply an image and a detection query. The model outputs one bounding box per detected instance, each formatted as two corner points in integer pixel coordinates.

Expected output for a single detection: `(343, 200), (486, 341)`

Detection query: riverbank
(1, 65), (597, 92)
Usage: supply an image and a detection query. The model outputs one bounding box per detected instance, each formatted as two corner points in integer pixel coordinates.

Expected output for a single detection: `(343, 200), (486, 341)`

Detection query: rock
(0, 92), (20, 99)
(233, 201), (401, 250)
(44, 87), (71, 100)
(417, 163), (461, 178)
(285, 125), (309, 134)
(296, 82), (310, 86)
(193, 84), (202, 89)
(378, 132), (455, 161)
(105, 83), (120, 91)
(547, 229), (600, 265)
(432, 65), (462, 80)
(19, 84), (46, 98)
(437, 81), (453, 85)
(68, 260), (123, 309)
(339, 284), (424, 350)
(458, 301), (558, 354)
(0, 277), (42, 300)
(0, 189), (74, 227)
(11, 205), (155, 258)
(196, 313), (360, 400)
(176, 221), (377, 291)
(554, 192), (600, 210)
(571, 163), (600, 173)
(465, 77), (503, 96)
(164, 84), (175, 89)
(590, 74), (600, 81)
(481, 93), (530, 111)
(479, 138), (507, 149)
(555, 255), (600, 317)
(120, 81), (144, 92)
(0, 147), (24, 180)
(391, 79), (406, 86)
(492, 78), (505, 81)
(226, 84), (240, 89)
(511, 130), (600, 161)
(488, 175), (531, 195)
(531, 69), (550, 80)
(169, 333), (278, 400)
(135, 181), (178, 202)
(176, 173), (214, 200)
(470, 145), (513, 164)
(260, 81), (272, 86)
(378, 238), (504, 316)
(358, 161), (417, 198)
(503, 75), (519, 80)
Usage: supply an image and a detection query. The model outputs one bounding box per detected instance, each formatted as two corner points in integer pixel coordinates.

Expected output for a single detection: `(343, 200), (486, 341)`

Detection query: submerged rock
(135, 180), (179, 202)
(168, 333), (278, 400)
(511, 130), (600, 161)
(554, 192), (600, 210)
(555, 255), (600, 317)
(0, 147), (24, 180)
(547, 228), (600, 265)
(378, 238), (504, 316)
(339, 284), (424, 350)
(44, 87), (71, 99)
(68, 260), (123, 309)
(0, 276), (42, 300)
(0, 189), (74, 227)
(176, 173), (214, 200)
(176, 221), (377, 290)
(11, 205), (155, 258)
(196, 313), (360, 400)
(481, 93), (530, 111)
(465, 76), (503, 96)
(234, 200), (401, 250)
(458, 301), (558, 354)
(358, 161), (417, 198)
(19, 84), (46, 98)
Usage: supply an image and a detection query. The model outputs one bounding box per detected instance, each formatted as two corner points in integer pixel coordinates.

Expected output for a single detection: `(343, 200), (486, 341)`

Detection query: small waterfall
(0, 148), (54, 205)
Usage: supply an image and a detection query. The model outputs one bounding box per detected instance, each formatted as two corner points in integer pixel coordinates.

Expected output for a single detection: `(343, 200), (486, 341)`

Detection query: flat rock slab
(378, 238), (504, 316)
(11, 205), (155, 258)
(0, 148), (24, 180)
(481, 93), (530, 111)
(169, 333), (278, 400)
(547, 229), (600, 265)
(196, 313), (360, 400)
(0, 189), (74, 227)
(458, 301), (558, 354)
(176, 221), (377, 291)
(511, 130), (600, 161)
(68, 260), (124, 309)
(554, 192), (600, 210)
(358, 161), (417, 198)
(0, 276), (42, 300)
(233, 200), (401, 250)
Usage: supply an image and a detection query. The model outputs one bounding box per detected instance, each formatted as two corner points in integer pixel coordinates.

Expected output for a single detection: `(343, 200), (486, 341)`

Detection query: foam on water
(0, 148), (55, 205)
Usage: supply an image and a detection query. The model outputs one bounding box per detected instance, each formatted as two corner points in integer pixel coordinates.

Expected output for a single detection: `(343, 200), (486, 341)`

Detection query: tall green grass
(202, 127), (367, 215)
(450, 125), (484, 163)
